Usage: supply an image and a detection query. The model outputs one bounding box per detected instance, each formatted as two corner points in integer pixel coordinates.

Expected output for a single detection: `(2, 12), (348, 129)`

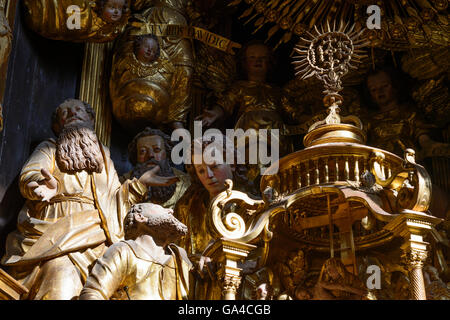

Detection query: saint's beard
(131, 158), (177, 205)
(56, 123), (104, 174)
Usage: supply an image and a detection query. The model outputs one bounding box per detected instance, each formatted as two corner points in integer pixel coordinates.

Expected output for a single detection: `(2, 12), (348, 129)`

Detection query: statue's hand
(27, 168), (58, 202)
(195, 108), (221, 127)
(138, 166), (179, 187)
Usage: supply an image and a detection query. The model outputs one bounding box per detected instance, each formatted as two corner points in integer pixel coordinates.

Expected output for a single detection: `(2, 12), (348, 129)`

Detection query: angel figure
(110, 0), (194, 132)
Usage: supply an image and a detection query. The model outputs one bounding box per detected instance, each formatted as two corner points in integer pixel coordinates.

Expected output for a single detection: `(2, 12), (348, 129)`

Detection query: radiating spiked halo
(293, 20), (369, 101)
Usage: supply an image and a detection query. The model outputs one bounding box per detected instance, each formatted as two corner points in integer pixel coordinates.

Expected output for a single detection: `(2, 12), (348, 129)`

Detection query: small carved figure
(391, 271), (411, 300)
(275, 249), (308, 298)
(347, 170), (383, 194)
(133, 34), (160, 64)
(79, 203), (192, 300)
(294, 287), (312, 300)
(242, 266), (281, 300)
(255, 283), (270, 300)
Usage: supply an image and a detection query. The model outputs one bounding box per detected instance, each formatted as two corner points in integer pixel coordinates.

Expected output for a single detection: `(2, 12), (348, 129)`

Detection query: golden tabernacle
(0, 0), (449, 302)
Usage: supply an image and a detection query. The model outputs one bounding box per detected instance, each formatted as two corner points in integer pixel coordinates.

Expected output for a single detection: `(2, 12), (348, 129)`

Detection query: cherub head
(97, 0), (128, 24)
(51, 99), (103, 174)
(238, 40), (275, 82)
(133, 35), (161, 64)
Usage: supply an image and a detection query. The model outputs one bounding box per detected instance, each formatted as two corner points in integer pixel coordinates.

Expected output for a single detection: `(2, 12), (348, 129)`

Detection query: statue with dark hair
(196, 41), (302, 138)
(95, 0), (129, 24)
(131, 34), (161, 64)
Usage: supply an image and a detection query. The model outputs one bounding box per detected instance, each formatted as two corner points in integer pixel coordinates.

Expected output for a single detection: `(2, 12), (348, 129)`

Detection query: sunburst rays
(293, 20), (369, 82)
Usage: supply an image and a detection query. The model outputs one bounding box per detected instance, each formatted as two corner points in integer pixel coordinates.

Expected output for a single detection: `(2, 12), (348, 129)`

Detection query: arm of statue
(19, 140), (60, 201)
(79, 243), (134, 300)
(407, 111), (450, 158)
(26, 168), (58, 202)
(196, 255), (217, 280)
(95, 146), (150, 243)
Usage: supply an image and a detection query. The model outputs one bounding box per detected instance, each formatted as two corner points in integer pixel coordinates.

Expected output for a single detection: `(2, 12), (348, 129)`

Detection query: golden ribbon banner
(130, 22), (242, 55)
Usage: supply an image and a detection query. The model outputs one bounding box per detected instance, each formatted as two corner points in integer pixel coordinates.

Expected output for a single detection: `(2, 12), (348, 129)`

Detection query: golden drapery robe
(79, 238), (192, 300)
(362, 104), (432, 157)
(110, 0), (193, 130)
(23, 0), (130, 42)
(1, 139), (147, 298)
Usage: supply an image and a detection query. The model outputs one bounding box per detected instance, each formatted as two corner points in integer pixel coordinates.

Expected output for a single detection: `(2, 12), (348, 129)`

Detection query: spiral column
(402, 248), (428, 300)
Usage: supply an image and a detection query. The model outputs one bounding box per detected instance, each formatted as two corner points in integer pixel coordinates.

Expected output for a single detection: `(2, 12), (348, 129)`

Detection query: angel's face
(136, 37), (160, 64)
(244, 44), (270, 81)
(102, 0), (125, 23)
